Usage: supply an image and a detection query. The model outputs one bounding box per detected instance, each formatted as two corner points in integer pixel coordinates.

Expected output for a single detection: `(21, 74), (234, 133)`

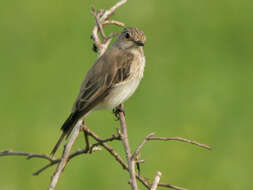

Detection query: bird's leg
(136, 162), (141, 176)
(113, 105), (125, 120)
(82, 120), (91, 152)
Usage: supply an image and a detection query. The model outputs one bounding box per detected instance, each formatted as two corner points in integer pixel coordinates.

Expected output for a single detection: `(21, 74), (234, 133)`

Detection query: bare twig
(92, 8), (107, 39)
(1, 127), (191, 190)
(89, 134), (121, 152)
(82, 125), (174, 190)
(118, 104), (138, 190)
(151, 171), (162, 190)
(158, 183), (188, 190)
(34, 149), (89, 176)
(83, 126), (186, 190)
(82, 125), (128, 170)
(91, 0), (127, 56)
(101, 0), (127, 20)
(81, 125), (150, 189)
(132, 133), (155, 161)
(1, 129), (122, 177)
(103, 20), (125, 27)
(0, 150), (55, 162)
(48, 122), (120, 190)
(132, 133), (211, 163)
(148, 136), (211, 150)
(48, 120), (82, 190)
(34, 132), (119, 176)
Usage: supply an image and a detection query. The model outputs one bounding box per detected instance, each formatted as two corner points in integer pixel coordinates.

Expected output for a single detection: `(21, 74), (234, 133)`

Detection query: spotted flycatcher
(51, 27), (146, 156)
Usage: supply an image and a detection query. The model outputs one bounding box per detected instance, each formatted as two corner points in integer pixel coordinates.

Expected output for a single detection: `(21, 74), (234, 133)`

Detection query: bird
(50, 27), (146, 156)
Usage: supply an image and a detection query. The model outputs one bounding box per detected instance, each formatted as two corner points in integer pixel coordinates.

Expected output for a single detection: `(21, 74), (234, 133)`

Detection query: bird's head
(114, 27), (146, 50)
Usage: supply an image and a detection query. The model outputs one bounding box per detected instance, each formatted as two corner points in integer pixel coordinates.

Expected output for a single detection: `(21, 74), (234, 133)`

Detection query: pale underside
(94, 51), (145, 111)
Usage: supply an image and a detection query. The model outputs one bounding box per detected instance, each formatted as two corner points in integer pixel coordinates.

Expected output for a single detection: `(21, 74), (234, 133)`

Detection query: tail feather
(50, 113), (79, 157)
(50, 131), (66, 157)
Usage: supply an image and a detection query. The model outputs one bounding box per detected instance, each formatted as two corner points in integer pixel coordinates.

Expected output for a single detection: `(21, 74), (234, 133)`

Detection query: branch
(89, 134), (121, 152)
(1, 127), (190, 190)
(118, 104), (138, 190)
(148, 136), (211, 150)
(83, 124), (185, 190)
(158, 183), (188, 190)
(151, 172), (162, 190)
(91, 0), (127, 56)
(103, 20), (125, 26)
(0, 150), (55, 162)
(34, 131), (119, 176)
(0, 128), (122, 177)
(132, 133), (155, 161)
(82, 125), (187, 190)
(132, 133), (211, 163)
(48, 120), (82, 190)
(82, 125), (128, 170)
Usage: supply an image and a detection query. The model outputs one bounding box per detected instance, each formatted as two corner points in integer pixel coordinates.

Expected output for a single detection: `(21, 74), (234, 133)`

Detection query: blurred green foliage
(0, 0), (252, 189)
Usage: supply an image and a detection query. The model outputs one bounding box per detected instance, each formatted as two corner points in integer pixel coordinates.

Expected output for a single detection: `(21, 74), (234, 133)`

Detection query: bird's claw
(113, 106), (125, 120)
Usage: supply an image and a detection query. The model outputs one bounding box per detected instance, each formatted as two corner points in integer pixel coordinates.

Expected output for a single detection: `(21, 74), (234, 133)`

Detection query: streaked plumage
(51, 27), (146, 156)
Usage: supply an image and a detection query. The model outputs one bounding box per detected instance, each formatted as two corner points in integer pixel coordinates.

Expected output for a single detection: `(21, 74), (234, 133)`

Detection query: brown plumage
(50, 27), (146, 156)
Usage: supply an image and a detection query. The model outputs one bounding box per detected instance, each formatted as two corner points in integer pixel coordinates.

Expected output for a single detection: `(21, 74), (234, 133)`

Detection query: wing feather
(72, 48), (134, 117)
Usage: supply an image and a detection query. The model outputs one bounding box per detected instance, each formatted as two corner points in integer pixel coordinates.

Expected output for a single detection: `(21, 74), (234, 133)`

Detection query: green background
(0, 0), (252, 189)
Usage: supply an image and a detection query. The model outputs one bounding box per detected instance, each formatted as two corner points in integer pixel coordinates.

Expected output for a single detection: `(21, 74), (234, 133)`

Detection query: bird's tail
(50, 113), (79, 157)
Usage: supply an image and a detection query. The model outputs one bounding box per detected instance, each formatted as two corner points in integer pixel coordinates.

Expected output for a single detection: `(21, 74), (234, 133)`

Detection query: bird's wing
(52, 48), (134, 156)
(71, 48), (134, 118)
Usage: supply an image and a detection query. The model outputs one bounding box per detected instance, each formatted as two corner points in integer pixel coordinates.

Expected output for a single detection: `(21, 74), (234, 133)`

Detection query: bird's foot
(113, 106), (125, 121)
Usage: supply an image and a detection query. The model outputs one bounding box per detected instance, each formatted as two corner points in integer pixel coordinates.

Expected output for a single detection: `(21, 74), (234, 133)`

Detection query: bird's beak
(135, 41), (144, 46)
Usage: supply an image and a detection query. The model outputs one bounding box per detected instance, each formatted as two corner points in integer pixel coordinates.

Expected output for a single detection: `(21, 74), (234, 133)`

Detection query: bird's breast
(97, 53), (145, 110)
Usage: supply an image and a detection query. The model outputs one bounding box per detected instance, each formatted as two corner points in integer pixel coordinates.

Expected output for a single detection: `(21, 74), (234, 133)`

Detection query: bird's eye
(125, 32), (130, 39)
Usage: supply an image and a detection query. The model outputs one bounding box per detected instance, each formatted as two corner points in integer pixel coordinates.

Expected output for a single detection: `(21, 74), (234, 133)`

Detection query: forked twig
(91, 0), (127, 56)
(132, 133), (211, 163)
(82, 125), (188, 190)
(35, 130), (121, 176)
(132, 133), (155, 160)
